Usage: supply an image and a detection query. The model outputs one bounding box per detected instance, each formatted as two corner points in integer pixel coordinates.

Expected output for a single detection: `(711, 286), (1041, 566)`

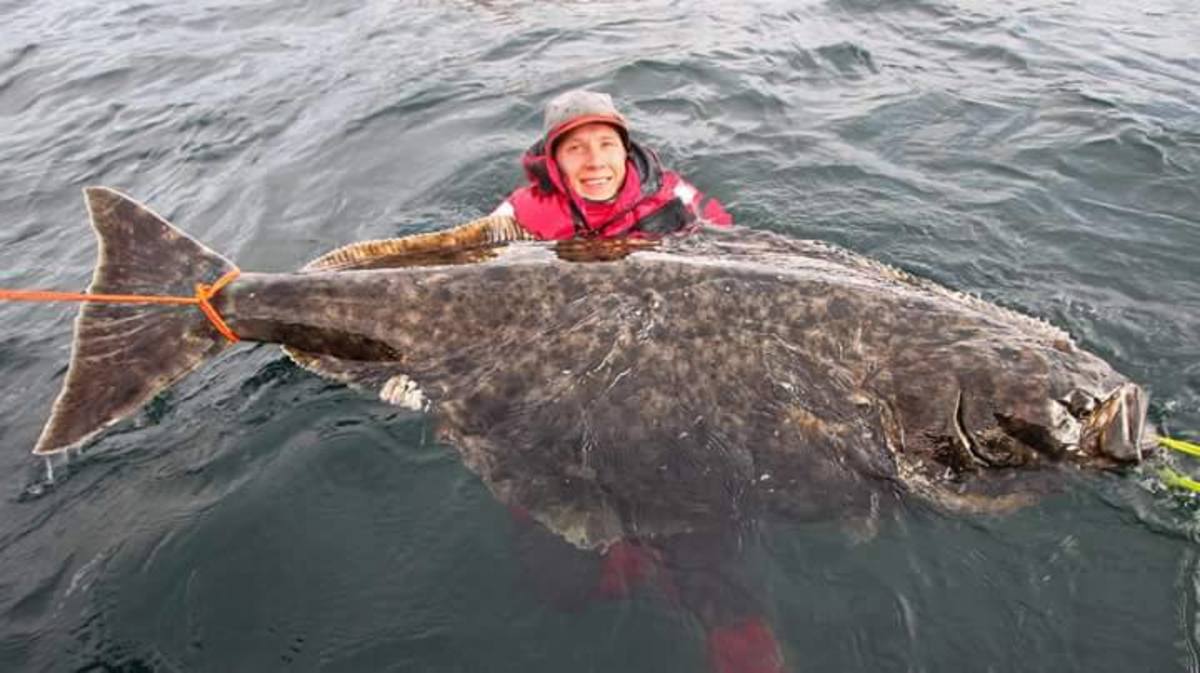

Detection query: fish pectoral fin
(300, 215), (533, 272)
(952, 389), (990, 468)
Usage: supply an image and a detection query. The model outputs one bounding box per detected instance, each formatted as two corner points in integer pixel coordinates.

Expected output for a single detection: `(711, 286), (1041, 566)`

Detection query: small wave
(0, 43), (38, 73)
(344, 81), (489, 137)
(825, 0), (951, 19)
(815, 42), (879, 76)
(5, 553), (74, 623)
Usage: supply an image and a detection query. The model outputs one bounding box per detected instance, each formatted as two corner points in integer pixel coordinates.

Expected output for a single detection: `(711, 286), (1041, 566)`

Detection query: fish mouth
(1079, 383), (1147, 463)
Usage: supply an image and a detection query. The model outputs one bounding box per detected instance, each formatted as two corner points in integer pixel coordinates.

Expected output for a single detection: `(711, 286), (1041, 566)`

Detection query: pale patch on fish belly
(379, 375), (428, 411)
(538, 504), (626, 551)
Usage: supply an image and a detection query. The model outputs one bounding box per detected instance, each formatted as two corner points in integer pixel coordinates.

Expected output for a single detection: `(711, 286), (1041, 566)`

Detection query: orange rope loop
(0, 269), (242, 343)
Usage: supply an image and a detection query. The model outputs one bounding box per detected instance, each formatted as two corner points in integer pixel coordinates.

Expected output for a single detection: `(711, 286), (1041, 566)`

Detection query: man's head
(543, 90), (629, 202)
(554, 122), (627, 202)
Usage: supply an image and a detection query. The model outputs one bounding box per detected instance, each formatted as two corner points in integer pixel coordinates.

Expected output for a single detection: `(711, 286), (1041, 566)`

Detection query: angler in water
(23, 187), (1153, 673)
(487, 88), (733, 237)
(403, 89), (734, 248)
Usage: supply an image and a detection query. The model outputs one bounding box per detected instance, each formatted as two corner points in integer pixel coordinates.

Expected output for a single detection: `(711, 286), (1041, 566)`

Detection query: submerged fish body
(35, 188), (1150, 550)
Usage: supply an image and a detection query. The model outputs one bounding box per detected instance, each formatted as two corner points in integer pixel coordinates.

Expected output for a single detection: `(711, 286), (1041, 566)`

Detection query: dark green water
(2, 1), (1199, 671)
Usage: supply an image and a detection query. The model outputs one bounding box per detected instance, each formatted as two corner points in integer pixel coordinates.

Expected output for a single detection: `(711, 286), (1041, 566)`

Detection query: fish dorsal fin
(301, 215), (534, 272)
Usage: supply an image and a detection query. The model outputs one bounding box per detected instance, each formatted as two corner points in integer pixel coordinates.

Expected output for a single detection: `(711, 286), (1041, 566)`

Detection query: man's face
(553, 122), (628, 202)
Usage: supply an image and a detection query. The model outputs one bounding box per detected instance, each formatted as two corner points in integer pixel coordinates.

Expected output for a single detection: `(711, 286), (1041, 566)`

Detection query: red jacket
(493, 139), (732, 240)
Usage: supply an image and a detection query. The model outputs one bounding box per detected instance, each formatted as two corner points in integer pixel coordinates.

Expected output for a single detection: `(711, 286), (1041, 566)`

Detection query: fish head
(961, 380), (1149, 468)
(894, 348), (1150, 510)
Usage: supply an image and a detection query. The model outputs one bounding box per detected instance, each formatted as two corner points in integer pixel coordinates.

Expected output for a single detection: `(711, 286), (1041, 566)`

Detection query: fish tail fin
(33, 187), (238, 455)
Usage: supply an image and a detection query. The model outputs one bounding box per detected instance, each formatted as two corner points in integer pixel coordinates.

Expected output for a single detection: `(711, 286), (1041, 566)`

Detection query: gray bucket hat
(542, 89), (629, 148)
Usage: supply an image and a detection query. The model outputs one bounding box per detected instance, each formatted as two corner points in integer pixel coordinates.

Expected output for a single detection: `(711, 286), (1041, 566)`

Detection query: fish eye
(1057, 389), (1096, 419)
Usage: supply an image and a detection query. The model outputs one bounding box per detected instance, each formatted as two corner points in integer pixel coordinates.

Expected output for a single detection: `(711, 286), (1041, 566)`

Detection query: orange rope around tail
(0, 269), (242, 343)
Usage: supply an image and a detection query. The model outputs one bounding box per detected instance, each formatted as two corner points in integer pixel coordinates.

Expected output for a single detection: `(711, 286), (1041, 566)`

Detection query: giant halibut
(35, 187), (1151, 551)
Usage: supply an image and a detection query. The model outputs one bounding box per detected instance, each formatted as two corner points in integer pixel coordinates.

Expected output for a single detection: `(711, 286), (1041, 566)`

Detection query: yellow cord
(1160, 466), (1200, 494)
(1160, 436), (1200, 459)
(1157, 436), (1200, 493)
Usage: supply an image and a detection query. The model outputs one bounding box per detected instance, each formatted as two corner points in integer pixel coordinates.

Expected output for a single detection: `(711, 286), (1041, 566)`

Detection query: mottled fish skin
(212, 230), (1145, 549)
(35, 188), (1150, 552)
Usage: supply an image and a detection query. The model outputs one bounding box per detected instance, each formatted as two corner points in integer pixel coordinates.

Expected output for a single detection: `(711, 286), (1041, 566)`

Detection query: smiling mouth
(580, 177), (612, 190)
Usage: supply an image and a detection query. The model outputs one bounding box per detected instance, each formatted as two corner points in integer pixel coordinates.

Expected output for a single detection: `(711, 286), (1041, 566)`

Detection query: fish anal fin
(283, 346), (428, 411)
